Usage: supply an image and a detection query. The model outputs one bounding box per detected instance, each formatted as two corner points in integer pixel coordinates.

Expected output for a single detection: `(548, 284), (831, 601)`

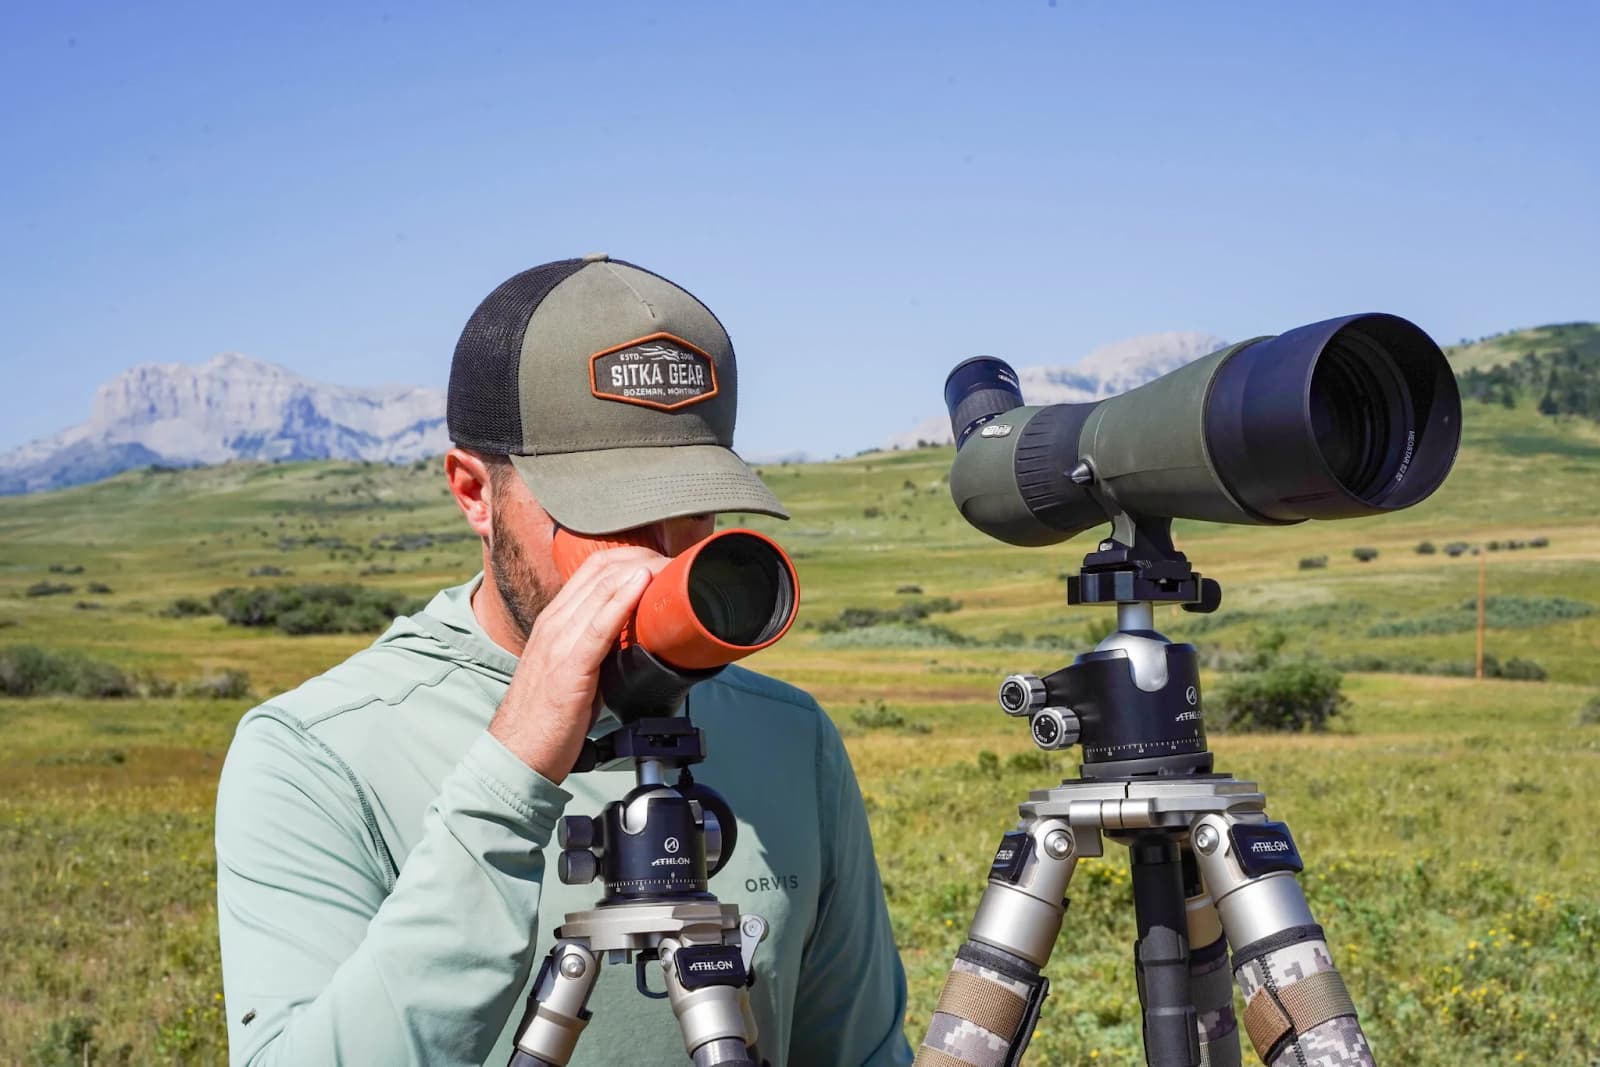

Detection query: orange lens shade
(550, 527), (799, 670)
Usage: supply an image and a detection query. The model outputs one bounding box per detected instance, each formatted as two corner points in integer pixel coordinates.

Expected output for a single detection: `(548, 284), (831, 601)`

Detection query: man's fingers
(493, 550), (669, 782)
(549, 546), (667, 614)
(576, 566), (653, 653)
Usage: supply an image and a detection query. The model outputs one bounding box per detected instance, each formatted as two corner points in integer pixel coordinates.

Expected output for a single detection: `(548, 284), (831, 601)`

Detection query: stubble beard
(489, 504), (554, 641)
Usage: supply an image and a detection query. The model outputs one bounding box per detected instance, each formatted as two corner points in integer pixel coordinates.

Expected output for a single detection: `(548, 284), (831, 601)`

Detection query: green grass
(4, 389), (1600, 1063)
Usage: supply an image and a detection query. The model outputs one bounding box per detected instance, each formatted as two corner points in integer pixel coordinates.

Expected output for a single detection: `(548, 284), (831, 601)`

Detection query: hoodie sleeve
(215, 712), (571, 1067)
(788, 709), (914, 1066)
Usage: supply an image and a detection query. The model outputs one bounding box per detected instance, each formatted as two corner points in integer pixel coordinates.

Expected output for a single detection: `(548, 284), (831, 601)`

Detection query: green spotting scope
(944, 313), (1462, 546)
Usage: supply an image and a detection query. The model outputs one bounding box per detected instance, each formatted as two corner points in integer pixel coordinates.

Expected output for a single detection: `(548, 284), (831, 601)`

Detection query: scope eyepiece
(945, 356), (1024, 449)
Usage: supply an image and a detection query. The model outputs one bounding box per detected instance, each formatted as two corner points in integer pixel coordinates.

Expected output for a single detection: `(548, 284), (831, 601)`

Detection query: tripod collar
(1067, 513), (1221, 613)
(573, 716), (706, 775)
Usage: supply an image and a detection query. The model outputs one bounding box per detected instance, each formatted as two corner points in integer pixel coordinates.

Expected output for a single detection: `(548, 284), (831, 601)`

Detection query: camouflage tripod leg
(1189, 813), (1375, 1067)
(914, 820), (1071, 1067)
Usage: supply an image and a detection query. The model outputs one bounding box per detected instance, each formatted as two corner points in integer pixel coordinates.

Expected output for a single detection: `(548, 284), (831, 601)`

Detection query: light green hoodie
(215, 576), (912, 1066)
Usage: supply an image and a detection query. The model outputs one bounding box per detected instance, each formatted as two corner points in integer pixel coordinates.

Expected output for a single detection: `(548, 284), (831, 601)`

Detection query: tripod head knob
(702, 810), (723, 869)
(1029, 707), (1081, 751)
(558, 848), (599, 885)
(999, 674), (1047, 716)
(558, 815), (597, 851)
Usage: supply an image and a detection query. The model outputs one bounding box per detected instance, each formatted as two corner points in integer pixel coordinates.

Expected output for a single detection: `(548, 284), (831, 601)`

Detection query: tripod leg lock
(915, 942), (1049, 1067)
(510, 942), (600, 1066)
(1232, 924), (1372, 1067)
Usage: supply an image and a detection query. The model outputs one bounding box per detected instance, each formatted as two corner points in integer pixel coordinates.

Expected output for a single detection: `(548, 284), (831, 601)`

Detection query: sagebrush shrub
(187, 669), (252, 700)
(0, 645), (135, 698)
(206, 584), (426, 635)
(1210, 660), (1348, 732)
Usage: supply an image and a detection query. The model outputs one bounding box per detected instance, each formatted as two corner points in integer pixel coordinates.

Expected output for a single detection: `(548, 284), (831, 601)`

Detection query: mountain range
(0, 355), (447, 495)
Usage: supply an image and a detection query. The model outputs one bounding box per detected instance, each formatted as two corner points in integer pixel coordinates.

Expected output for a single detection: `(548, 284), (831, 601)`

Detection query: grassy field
(4, 390), (1600, 1064)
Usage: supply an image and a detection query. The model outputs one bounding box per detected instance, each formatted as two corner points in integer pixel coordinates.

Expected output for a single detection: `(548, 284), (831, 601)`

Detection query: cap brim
(510, 445), (790, 534)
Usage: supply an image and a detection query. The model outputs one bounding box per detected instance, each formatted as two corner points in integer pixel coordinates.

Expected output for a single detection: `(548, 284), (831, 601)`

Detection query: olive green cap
(447, 255), (788, 534)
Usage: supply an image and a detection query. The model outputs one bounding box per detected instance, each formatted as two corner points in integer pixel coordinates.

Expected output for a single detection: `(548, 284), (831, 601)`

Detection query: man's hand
(489, 546), (669, 783)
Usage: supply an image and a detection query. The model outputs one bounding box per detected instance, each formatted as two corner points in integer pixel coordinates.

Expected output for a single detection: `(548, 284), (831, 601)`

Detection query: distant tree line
(1459, 346), (1600, 420)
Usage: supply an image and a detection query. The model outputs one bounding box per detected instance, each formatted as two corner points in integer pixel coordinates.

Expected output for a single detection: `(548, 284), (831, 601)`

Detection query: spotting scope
(944, 313), (1461, 545)
(553, 527), (799, 718)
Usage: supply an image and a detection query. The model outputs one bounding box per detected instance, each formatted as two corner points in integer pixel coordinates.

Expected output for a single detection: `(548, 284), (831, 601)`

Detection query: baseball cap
(447, 255), (789, 534)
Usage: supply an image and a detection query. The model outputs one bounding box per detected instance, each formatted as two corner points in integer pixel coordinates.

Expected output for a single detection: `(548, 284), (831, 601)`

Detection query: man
(215, 255), (913, 1066)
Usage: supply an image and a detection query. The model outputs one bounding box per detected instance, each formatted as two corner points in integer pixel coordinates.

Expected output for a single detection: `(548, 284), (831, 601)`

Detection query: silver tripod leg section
(510, 941), (602, 1067)
(1191, 813), (1375, 1067)
(660, 917), (766, 1067)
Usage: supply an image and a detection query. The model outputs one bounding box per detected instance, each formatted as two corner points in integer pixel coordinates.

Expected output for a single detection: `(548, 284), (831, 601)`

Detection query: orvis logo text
(745, 874), (799, 892)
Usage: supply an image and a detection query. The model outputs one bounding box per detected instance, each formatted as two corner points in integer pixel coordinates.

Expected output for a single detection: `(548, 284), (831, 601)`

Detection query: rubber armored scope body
(944, 313), (1462, 545)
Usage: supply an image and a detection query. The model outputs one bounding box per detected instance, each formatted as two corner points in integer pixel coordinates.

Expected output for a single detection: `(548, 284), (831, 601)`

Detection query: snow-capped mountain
(882, 331), (1229, 450)
(0, 354), (448, 494)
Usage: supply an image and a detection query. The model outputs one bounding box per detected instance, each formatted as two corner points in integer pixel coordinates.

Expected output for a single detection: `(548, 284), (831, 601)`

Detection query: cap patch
(589, 332), (720, 411)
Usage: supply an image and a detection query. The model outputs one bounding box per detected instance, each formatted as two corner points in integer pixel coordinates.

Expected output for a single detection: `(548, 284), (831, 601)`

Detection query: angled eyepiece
(945, 356), (1025, 449)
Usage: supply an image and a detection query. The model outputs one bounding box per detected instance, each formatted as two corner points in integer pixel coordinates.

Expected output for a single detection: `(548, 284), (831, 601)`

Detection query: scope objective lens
(1309, 326), (1412, 503)
(685, 534), (796, 647)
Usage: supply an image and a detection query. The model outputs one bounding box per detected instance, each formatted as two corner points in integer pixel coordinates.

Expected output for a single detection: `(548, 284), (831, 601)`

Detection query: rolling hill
(1445, 321), (1600, 374)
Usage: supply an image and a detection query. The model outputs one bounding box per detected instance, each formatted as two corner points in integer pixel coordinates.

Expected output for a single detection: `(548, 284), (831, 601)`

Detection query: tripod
(509, 652), (771, 1067)
(916, 519), (1375, 1067)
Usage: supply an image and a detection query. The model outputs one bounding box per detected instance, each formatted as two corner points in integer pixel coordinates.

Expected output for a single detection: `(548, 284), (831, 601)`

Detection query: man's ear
(445, 449), (493, 539)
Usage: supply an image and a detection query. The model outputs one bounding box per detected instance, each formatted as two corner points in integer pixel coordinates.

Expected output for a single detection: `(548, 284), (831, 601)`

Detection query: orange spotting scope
(552, 527), (799, 671)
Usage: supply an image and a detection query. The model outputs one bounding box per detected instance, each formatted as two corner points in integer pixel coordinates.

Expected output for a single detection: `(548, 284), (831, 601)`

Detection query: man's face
(485, 464), (715, 640)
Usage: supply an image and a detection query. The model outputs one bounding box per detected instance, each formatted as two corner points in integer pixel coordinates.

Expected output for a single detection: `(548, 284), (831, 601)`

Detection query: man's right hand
(488, 546), (670, 783)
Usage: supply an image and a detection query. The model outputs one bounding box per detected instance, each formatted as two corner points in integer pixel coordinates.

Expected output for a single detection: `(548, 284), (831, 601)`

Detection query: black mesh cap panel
(448, 258), (590, 453)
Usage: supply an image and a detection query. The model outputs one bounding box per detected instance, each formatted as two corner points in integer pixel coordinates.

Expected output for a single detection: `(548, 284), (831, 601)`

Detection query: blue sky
(2, 1), (1595, 459)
